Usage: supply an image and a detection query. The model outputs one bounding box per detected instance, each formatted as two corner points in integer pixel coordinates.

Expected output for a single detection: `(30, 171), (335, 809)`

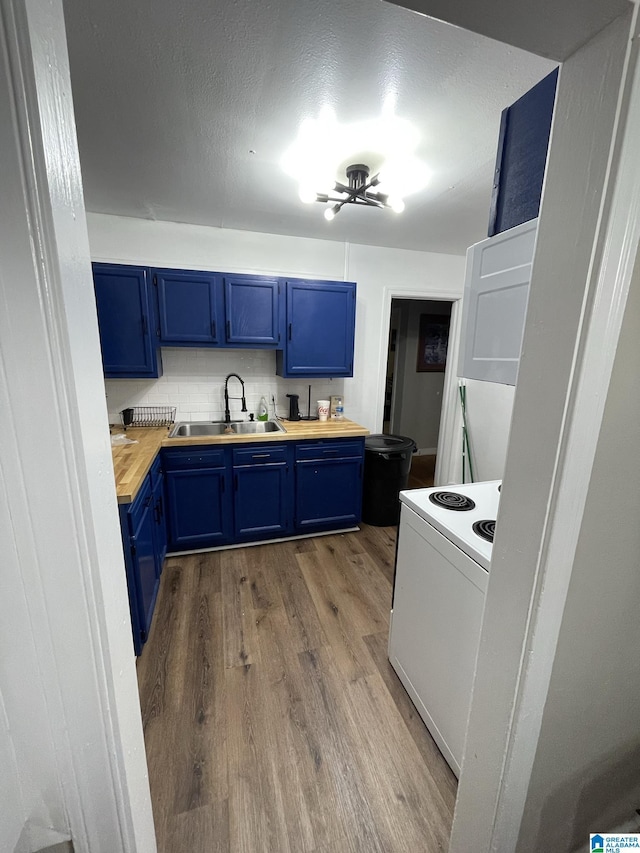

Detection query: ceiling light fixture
(281, 107), (431, 221)
(305, 163), (399, 219)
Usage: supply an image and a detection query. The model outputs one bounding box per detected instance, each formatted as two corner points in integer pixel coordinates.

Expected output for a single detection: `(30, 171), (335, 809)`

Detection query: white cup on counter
(317, 400), (330, 421)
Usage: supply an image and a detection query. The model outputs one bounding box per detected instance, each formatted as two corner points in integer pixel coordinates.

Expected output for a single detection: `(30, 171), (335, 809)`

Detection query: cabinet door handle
(211, 320), (216, 338)
(288, 323), (292, 341)
(221, 477), (225, 494)
(234, 474), (238, 491)
(226, 320), (231, 339)
(252, 454), (270, 459)
(142, 315), (148, 335)
(145, 495), (152, 507)
(154, 501), (161, 524)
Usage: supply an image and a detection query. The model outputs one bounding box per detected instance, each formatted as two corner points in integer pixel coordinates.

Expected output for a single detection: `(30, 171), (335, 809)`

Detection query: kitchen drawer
(162, 447), (227, 470)
(295, 439), (364, 462)
(233, 444), (288, 466)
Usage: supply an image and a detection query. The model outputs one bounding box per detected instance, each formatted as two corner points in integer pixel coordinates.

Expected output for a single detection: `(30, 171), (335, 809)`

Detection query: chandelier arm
(364, 191), (389, 204)
(353, 197), (386, 208)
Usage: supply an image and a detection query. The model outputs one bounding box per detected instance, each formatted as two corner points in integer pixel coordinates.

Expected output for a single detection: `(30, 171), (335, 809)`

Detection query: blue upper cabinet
(277, 279), (356, 378)
(489, 67), (558, 237)
(224, 275), (282, 346)
(153, 268), (222, 345)
(93, 263), (161, 378)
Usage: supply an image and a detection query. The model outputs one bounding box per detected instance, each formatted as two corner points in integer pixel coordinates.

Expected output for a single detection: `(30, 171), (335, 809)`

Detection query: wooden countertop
(112, 418), (370, 504)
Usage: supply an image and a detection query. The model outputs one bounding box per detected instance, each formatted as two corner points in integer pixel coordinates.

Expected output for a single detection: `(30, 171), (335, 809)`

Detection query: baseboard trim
(167, 527), (361, 557)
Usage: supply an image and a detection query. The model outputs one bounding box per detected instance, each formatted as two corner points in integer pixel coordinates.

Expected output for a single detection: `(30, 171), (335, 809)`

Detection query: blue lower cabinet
(295, 449), (363, 532)
(161, 438), (363, 552)
(295, 458), (363, 531)
(150, 456), (167, 575)
(165, 467), (231, 550)
(232, 444), (292, 540)
(120, 475), (161, 654)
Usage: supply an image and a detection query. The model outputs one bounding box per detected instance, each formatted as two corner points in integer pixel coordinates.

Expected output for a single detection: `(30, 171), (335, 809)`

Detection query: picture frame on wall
(417, 313), (449, 372)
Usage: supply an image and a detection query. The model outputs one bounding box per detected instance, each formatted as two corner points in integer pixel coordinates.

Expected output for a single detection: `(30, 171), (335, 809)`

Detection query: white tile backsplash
(105, 348), (344, 425)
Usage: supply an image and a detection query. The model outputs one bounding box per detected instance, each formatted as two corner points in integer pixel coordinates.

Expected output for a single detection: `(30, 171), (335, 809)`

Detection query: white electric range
(388, 480), (501, 777)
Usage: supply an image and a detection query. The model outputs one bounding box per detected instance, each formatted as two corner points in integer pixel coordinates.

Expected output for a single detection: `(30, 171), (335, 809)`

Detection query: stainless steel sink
(169, 420), (285, 437)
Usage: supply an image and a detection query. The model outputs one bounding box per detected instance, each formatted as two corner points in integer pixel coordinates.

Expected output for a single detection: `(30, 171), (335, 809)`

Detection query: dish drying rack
(121, 406), (176, 428)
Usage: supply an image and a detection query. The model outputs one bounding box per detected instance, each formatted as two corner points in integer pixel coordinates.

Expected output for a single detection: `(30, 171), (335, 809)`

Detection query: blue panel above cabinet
(489, 67), (558, 237)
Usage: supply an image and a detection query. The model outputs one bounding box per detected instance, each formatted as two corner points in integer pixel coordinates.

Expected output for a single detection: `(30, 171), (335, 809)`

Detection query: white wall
(515, 244), (640, 850)
(87, 213), (466, 432)
(436, 378), (515, 485)
(105, 349), (341, 425)
(463, 379), (515, 480)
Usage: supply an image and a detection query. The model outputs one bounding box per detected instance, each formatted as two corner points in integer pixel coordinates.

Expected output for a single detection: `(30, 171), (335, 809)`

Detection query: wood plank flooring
(407, 454), (436, 490)
(137, 524), (456, 852)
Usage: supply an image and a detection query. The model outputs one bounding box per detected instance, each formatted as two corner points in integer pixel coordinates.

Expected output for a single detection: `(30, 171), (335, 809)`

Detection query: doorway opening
(383, 298), (453, 489)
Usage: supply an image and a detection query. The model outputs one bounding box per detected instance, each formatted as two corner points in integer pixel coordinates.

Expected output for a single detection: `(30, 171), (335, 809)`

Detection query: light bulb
(298, 186), (317, 204)
(324, 207), (336, 222)
(389, 197), (405, 213)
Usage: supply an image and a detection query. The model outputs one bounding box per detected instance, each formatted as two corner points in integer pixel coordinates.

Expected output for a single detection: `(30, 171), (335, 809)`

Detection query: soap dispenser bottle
(257, 395), (269, 421)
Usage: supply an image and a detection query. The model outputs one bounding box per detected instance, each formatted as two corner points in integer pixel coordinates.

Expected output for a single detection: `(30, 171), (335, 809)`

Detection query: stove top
(399, 480), (501, 569)
(429, 491), (476, 511)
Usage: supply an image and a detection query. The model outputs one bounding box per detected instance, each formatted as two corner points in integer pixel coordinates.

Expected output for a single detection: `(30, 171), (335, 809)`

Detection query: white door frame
(376, 287), (463, 482)
(450, 7), (640, 850)
(0, 1), (156, 850)
(4, 0), (639, 850)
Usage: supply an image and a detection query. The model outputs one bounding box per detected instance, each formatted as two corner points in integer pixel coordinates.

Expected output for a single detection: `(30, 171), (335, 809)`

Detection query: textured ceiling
(63, 0), (555, 255)
(390, 0), (631, 62)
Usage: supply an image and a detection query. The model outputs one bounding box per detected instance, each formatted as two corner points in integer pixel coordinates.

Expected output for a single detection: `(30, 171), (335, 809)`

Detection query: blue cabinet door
(224, 275), (281, 346)
(128, 478), (160, 642)
(154, 268), (222, 344)
(233, 463), (290, 539)
(93, 263), (161, 378)
(278, 280), (356, 377)
(165, 467), (231, 549)
(295, 457), (363, 531)
(150, 459), (167, 575)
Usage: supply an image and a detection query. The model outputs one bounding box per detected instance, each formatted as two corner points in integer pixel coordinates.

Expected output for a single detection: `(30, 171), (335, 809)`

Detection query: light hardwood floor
(137, 523), (456, 852)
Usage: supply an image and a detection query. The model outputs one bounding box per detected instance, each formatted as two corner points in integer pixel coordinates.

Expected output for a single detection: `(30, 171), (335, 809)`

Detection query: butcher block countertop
(111, 419), (370, 504)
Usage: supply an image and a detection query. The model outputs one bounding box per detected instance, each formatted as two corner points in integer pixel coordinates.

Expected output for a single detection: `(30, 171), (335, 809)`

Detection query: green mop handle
(459, 383), (475, 483)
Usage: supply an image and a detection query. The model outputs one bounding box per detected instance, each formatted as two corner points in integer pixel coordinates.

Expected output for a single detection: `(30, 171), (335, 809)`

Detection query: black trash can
(362, 434), (417, 526)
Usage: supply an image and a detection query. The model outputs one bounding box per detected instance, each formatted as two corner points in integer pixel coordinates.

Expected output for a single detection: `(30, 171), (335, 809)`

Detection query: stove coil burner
(473, 519), (496, 543)
(429, 491), (476, 511)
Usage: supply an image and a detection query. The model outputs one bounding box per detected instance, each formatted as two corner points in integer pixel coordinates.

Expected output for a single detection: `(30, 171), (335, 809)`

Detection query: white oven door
(388, 503), (488, 777)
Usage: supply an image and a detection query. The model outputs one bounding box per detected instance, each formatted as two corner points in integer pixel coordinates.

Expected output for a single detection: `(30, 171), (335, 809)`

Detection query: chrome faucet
(224, 373), (247, 424)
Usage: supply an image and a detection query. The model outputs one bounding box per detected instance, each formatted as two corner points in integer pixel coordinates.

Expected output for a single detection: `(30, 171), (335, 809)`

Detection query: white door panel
(458, 219), (538, 385)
